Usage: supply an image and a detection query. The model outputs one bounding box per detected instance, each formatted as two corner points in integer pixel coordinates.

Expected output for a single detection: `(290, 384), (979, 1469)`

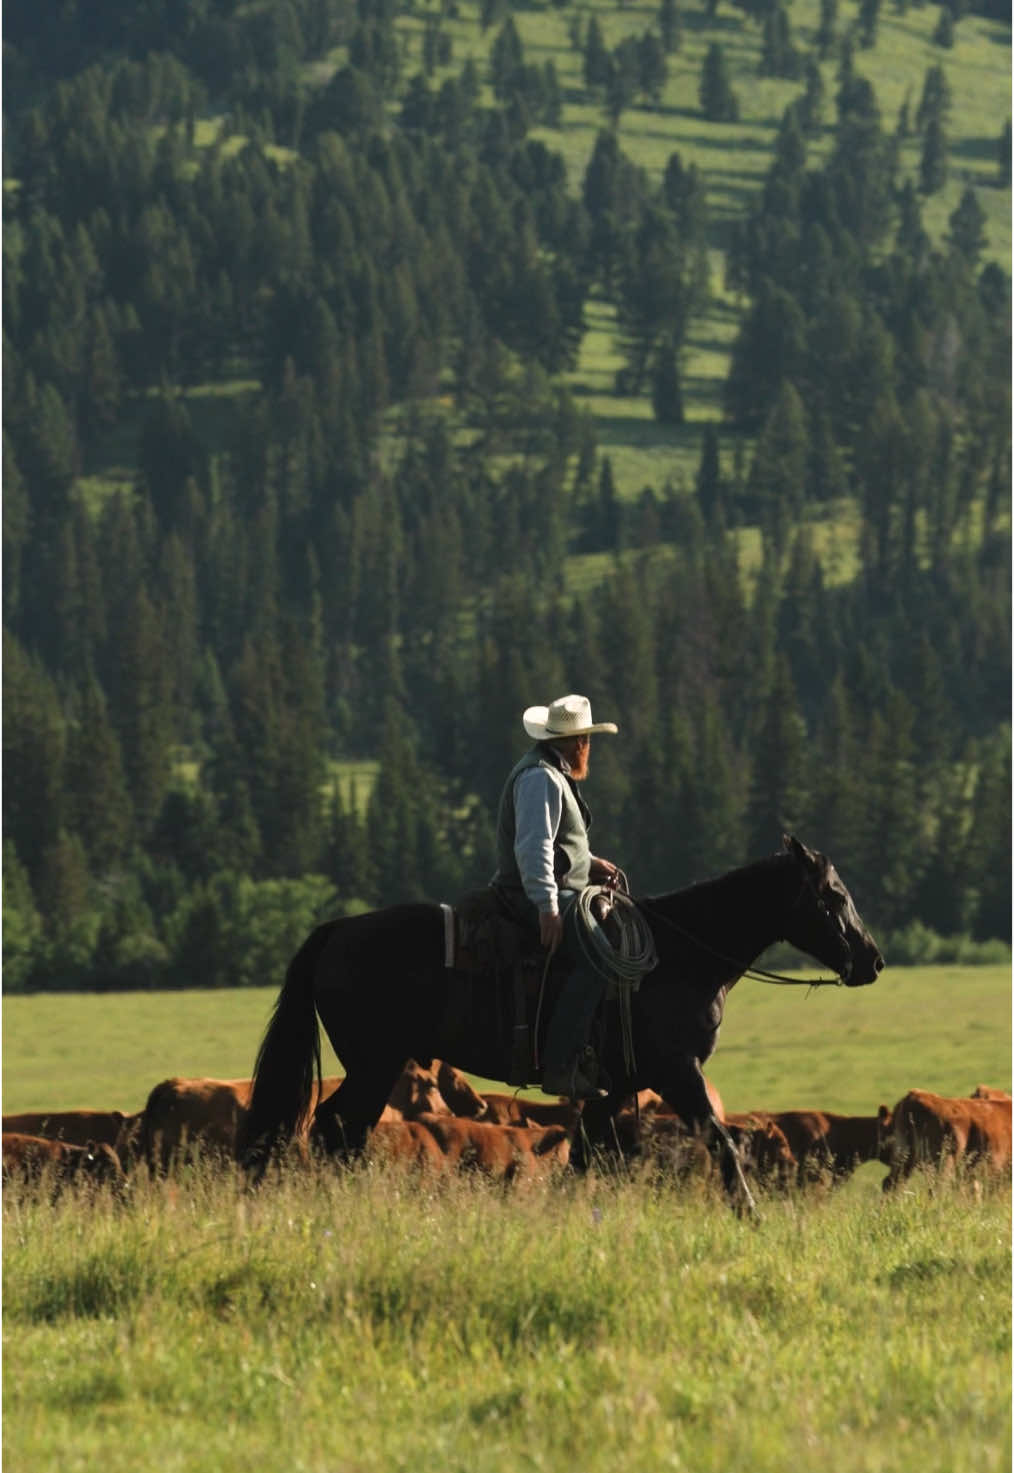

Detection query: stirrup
(543, 1048), (610, 1102)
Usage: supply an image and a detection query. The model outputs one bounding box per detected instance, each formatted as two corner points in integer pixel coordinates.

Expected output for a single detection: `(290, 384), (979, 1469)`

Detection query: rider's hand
(539, 911), (564, 954)
(590, 857), (619, 887)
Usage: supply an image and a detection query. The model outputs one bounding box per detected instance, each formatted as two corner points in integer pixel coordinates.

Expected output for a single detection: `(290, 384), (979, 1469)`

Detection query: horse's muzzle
(845, 952), (885, 987)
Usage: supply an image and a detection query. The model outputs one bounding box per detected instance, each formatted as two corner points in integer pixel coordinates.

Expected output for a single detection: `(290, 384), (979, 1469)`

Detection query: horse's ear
(783, 833), (811, 866)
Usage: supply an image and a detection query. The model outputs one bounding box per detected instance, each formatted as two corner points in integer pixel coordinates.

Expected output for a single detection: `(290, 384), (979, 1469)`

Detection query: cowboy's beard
(570, 748), (590, 780)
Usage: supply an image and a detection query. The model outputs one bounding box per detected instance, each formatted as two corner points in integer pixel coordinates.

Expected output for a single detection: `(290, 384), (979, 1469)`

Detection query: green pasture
(3, 964), (1008, 1121)
(3, 967), (1010, 1471)
(2, 1172), (1011, 1473)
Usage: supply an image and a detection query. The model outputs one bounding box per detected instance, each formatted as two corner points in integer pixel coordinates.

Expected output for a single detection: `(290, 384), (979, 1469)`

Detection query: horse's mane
(637, 849), (787, 911)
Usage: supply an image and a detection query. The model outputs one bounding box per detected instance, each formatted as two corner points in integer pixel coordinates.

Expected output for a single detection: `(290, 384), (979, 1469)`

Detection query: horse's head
(782, 835), (884, 987)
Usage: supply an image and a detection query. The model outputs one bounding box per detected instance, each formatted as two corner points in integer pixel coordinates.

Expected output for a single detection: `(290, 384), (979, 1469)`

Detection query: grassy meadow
(3, 963), (1008, 1118)
(3, 1163), (1010, 1473)
(3, 966), (1010, 1470)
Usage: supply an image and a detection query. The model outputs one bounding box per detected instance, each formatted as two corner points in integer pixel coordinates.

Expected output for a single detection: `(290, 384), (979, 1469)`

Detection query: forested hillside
(3, 0), (1010, 991)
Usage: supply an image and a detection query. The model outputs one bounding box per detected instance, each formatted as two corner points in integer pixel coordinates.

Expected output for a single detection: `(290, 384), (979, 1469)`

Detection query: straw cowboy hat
(522, 693), (618, 741)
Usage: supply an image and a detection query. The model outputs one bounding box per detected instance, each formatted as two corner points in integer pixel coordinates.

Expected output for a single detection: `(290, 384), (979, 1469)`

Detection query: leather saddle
(443, 886), (621, 1087)
(444, 888), (561, 1086)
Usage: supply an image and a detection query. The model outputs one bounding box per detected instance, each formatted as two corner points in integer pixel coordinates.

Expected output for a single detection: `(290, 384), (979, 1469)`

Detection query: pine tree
(799, 57), (825, 135)
(637, 31), (668, 105)
(760, 6), (801, 79)
(997, 120), (1011, 188)
(724, 280), (807, 428)
(919, 114), (948, 195)
(583, 16), (610, 90)
(858, 692), (927, 931)
(745, 380), (810, 525)
(946, 186), (988, 267)
(915, 64), (952, 134)
(3, 630), (68, 883)
(695, 423), (724, 526)
(2, 438), (29, 627)
(659, 0), (683, 53)
(806, 674), (863, 874)
(858, 0), (881, 47)
(490, 17), (524, 100)
(816, 0), (837, 57)
(932, 5), (955, 47)
(65, 672), (134, 872)
(596, 455), (623, 551)
(745, 654), (809, 858)
(699, 44), (739, 121)
(367, 702), (424, 903)
(2, 840), (44, 992)
(326, 781), (373, 905)
(35, 830), (93, 942)
(648, 339), (684, 428)
(966, 732), (1012, 940)
(114, 586), (176, 838)
(913, 765), (976, 936)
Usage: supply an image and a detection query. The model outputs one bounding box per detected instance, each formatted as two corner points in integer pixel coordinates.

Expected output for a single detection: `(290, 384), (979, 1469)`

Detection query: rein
(636, 897), (846, 991)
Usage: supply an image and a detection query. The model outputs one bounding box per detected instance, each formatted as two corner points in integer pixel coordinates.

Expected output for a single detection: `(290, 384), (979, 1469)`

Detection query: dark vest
(491, 744), (593, 917)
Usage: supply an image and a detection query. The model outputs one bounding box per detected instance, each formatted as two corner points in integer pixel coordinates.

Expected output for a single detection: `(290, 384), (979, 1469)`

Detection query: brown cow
(434, 1061), (489, 1119)
(882, 1089), (1012, 1189)
(2, 1109), (133, 1150)
(724, 1117), (798, 1188)
(631, 1079), (726, 1123)
(2, 1132), (127, 1194)
(726, 1109), (891, 1187)
(383, 1060), (487, 1121)
(365, 1120), (448, 1170)
(613, 1112), (795, 1189)
(478, 1093), (580, 1128)
(2, 1107), (145, 1171)
(142, 1075), (345, 1171)
(414, 1115), (572, 1180)
(144, 1059), (484, 1171)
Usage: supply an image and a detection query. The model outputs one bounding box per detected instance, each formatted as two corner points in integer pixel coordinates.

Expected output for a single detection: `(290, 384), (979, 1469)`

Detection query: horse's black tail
(239, 921), (335, 1171)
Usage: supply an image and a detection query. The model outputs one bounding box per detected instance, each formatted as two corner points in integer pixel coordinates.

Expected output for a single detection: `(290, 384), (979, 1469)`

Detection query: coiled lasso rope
(571, 883), (658, 1079)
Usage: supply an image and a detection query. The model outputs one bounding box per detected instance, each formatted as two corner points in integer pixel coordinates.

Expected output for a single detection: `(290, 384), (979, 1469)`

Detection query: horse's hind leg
(310, 1063), (405, 1160)
(311, 990), (409, 1161)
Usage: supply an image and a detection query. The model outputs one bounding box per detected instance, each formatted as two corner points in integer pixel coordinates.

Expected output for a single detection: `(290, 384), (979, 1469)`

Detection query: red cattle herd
(3, 1064), (1010, 1196)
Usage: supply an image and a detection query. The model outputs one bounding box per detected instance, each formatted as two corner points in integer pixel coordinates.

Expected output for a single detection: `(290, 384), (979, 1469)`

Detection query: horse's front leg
(567, 1092), (627, 1172)
(662, 1057), (757, 1216)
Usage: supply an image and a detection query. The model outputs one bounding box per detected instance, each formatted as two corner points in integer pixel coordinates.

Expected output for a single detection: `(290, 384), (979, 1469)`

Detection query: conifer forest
(3, 0), (1010, 991)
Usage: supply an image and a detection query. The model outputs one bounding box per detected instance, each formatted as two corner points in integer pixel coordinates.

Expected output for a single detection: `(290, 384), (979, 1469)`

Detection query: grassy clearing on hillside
(325, 758), (381, 816)
(3, 965), (1008, 1120)
(2, 1162), (1010, 1472)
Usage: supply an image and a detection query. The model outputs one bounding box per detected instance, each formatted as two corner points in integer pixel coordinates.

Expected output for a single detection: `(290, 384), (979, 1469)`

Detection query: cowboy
(490, 693), (621, 1100)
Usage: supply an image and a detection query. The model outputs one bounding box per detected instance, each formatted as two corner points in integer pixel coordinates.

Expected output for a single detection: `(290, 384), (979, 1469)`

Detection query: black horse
(240, 835), (883, 1207)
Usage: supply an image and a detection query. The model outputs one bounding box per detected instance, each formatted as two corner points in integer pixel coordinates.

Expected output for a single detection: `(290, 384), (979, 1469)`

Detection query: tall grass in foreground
(4, 1159), (1009, 1473)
